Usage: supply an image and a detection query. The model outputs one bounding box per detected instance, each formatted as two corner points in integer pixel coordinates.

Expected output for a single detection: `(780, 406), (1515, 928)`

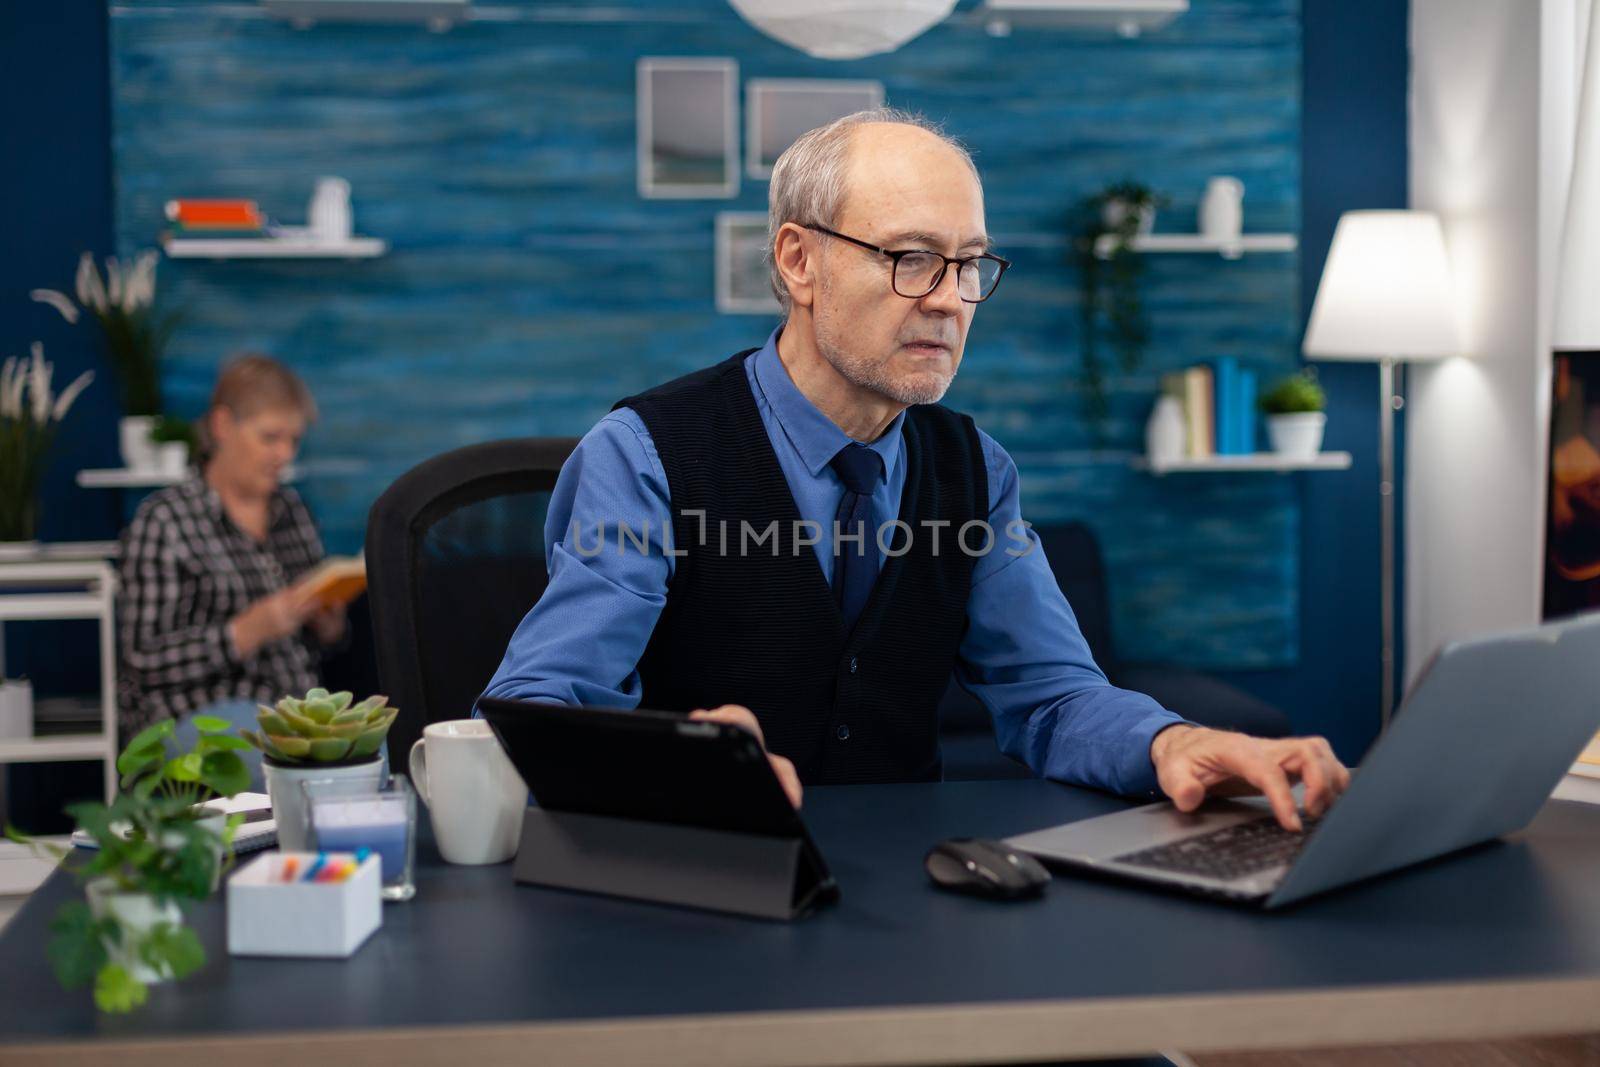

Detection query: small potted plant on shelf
(241, 688), (398, 851)
(0, 343), (94, 550)
(148, 414), (196, 477)
(1073, 180), (1169, 440)
(8, 715), (250, 1013)
(31, 250), (181, 473)
(1259, 369), (1328, 459)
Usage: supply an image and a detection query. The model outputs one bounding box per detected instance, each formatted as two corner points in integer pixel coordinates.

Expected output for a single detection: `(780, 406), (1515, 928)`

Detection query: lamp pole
(1378, 358), (1397, 729)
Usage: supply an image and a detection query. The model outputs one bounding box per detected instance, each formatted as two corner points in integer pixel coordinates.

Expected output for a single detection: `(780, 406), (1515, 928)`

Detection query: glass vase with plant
(0, 344), (94, 543)
(1073, 181), (1169, 441)
(8, 715), (251, 1013)
(31, 251), (178, 420)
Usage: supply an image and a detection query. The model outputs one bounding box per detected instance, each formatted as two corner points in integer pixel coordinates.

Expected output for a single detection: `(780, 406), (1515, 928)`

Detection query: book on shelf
(1182, 366), (1215, 458)
(296, 555), (367, 609)
(163, 199), (264, 230)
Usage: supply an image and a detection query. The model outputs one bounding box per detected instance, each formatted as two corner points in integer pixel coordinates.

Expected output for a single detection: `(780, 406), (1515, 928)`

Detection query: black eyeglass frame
(803, 224), (1011, 303)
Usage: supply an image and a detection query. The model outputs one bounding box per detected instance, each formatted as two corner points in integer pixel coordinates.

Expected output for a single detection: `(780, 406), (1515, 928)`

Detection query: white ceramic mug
(408, 720), (526, 865)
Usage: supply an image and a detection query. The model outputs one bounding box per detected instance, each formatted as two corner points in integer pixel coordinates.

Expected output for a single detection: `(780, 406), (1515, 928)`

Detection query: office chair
(366, 437), (579, 764)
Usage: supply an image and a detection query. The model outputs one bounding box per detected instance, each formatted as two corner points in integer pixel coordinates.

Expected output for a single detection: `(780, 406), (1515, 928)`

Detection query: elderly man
(483, 108), (1348, 831)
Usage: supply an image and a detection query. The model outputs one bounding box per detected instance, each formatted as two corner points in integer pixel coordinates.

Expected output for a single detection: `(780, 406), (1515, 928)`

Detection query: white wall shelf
(1093, 233), (1298, 260)
(161, 235), (387, 259)
(0, 561), (119, 801)
(977, 0), (1187, 37)
(1132, 452), (1352, 475)
(78, 459), (368, 489)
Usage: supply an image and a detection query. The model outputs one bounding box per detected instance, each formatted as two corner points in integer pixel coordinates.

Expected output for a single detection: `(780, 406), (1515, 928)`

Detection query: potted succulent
(0, 343), (94, 549)
(8, 715), (250, 1013)
(31, 250), (180, 472)
(148, 414), (196, 477)
(241, 688), (398, 851)
(1259, 369), (1328, 459)
(1073, 181), (1168, 440)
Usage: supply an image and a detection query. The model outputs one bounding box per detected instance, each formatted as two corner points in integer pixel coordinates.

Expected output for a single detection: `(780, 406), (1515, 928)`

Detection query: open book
(297, 555), (367, 609)
(70, 792), (276, 853)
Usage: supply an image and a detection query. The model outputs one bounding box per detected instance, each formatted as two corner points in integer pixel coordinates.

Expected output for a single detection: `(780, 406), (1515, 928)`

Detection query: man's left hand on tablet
(688, 704), (804, 810)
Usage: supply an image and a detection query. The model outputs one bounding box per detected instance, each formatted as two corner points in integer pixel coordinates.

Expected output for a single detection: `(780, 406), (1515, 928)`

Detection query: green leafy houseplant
(148, 414), (195, 450)
(1259, 370), (1327, 415)
(1073, 181), (1170, 441)
(0, 343), (94, 542)
(241, 688), (397, 765)
(31, 251), (180, 418)
(9, 716), (250, 1013)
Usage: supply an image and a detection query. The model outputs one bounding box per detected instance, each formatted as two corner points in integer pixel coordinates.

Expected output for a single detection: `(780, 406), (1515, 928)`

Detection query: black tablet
(477, 697), (838, 908)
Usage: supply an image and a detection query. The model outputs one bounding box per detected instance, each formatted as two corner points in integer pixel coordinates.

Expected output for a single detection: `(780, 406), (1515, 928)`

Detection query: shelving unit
(161, 234), (387, 260)
(1093, 233), (1298, 260)
(1132, 452), (1352, 475)
(0, 560), (119, 802)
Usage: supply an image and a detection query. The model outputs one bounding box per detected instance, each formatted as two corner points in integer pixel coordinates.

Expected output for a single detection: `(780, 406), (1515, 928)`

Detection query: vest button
(848, 656), (859, 674)
(836, 724), (850, 740)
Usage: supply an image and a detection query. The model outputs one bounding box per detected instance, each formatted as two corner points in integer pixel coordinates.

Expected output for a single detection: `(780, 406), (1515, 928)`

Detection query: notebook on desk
(70, 792), (277, 853)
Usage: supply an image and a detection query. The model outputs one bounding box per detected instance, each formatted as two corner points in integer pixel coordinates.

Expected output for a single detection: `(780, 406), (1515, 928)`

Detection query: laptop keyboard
(1111, 814), (1322, 882)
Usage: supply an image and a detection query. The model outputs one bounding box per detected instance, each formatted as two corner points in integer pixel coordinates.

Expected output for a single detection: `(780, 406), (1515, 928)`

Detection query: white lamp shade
(1303, 210), (1461, 361)
(727, 0), (957, 60)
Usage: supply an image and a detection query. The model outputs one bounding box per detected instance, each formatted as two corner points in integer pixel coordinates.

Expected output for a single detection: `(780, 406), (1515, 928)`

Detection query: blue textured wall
(108, 0), (1305, 673)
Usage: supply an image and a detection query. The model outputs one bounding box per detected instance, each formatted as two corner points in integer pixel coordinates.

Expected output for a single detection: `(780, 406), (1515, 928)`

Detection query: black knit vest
(614, 349), (987, 785)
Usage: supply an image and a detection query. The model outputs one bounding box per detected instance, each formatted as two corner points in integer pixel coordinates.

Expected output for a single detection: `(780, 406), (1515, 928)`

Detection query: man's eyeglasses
(804, 225), (1010, 304)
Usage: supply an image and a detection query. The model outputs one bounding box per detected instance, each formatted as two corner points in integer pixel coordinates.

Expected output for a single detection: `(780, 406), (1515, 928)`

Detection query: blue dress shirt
(482, 330), (1189, 796)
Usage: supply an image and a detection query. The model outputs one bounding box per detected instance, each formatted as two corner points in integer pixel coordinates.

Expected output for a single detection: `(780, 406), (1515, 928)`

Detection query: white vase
(1144, 396), (1187, 466)
(265, 757), (385, 852)
(1200, 176), (1245, 242)
(86, 880), (184, 985)
(1266, 412), (1327, 459)
(308, 176), (352, 242)
(119, 416), (159, 472)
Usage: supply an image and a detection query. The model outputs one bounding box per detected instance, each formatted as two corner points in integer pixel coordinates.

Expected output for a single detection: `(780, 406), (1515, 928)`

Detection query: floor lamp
(1302, 211), (1460, 729)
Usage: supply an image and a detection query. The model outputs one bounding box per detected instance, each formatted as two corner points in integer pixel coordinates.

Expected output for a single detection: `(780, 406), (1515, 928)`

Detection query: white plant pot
(155, 442), (190, 477)
(1102, 198), (1156, 236)
(86, 879), (184, 985)
(119, 416), (159, 472)
(1266, 412), (1327, 460)
(265, 758), (385, 852)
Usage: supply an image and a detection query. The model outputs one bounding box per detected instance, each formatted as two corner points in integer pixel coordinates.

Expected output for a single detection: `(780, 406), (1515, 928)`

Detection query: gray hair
(766, 108), (981, 314)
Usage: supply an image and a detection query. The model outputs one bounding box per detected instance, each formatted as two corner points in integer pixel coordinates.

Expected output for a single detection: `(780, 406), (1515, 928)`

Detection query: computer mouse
(924, 837), (1051, 900)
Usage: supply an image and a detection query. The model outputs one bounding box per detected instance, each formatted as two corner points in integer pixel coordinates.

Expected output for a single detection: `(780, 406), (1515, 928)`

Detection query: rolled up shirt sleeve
(956, 431), (1193, 797)
(478, 408), (673, 712)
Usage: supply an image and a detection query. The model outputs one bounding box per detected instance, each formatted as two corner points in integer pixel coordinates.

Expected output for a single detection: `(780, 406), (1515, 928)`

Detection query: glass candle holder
(300, 773), (417, 902)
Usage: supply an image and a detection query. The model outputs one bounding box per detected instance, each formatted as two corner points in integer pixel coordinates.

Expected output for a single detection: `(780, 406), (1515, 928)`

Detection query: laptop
(1005, 611), (1600, 909)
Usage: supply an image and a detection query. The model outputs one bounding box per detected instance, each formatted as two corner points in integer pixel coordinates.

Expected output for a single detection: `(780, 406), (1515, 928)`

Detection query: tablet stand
(512, 807), (823, 921)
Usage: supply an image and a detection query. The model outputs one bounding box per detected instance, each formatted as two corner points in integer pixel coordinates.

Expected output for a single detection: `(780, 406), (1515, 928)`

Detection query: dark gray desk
(2, 780), (1599, 1065)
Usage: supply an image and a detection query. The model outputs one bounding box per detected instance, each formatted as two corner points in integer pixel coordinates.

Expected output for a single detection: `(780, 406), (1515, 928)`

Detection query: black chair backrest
(1032, 521), (1117, 670)
(365, 437), (579, 764)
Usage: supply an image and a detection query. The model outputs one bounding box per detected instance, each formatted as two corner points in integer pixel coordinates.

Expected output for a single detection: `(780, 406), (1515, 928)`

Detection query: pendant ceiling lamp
(727, 0), (958, 60)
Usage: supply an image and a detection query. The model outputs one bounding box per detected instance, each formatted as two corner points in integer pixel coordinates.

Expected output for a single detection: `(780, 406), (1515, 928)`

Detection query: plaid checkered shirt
(116, 476), (325, 735)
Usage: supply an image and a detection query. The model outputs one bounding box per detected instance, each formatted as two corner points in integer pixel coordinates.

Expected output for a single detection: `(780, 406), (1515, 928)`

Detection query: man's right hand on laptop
(1150, 725), (1350, 832)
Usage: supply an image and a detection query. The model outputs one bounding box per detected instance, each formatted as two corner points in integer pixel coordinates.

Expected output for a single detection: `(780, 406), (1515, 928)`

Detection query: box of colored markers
(227, 850), (382, 958)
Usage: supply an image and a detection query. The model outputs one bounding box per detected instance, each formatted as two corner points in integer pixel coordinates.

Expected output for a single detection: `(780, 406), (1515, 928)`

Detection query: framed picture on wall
(745, 79), (886, 180)
(1544, 351), (1600, 619)
(716, 212), (780, 315)
(637, 57), (739, 199)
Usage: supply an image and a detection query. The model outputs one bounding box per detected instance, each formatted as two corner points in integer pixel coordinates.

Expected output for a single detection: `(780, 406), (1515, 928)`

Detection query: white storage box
(227, 851), (382, 958)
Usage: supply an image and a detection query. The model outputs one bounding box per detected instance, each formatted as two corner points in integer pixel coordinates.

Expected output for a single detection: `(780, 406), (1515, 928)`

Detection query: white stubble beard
(812, 271), (957, 407)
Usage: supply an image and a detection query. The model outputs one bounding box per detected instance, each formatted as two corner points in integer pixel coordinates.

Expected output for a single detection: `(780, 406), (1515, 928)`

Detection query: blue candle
(310, 797), (408, 879)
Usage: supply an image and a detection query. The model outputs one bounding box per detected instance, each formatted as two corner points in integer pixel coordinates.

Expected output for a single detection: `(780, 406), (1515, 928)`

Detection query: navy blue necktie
(829, 443), (884, 633)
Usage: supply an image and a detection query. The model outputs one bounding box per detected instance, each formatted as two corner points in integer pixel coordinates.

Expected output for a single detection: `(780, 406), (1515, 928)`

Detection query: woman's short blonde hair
(197, 353), (317, 458)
